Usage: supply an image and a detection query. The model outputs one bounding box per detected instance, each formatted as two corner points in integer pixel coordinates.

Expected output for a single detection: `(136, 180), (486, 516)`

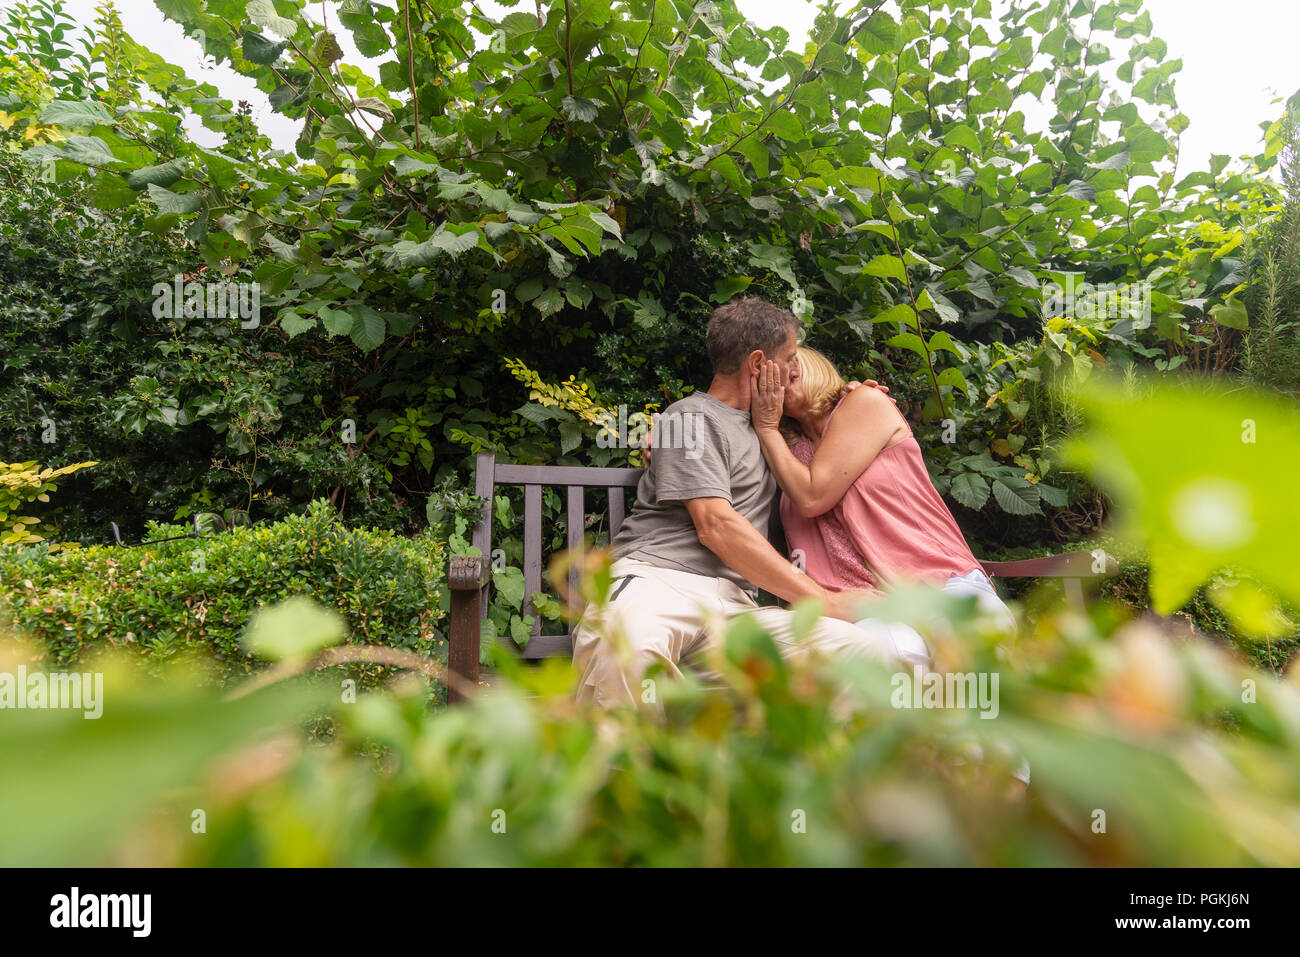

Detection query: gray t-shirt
(612, 391), (776, 595)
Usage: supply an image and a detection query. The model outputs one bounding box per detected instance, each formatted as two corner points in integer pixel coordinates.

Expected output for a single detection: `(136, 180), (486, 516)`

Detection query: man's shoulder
(661, 391), (748, 425)
(661, 392), (709, 416)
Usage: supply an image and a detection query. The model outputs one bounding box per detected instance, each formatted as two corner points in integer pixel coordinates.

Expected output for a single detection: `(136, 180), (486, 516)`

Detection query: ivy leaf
(493, 566), (526, 609)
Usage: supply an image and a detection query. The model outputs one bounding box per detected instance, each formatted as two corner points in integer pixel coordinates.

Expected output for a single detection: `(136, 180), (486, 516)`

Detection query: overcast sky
(57, 0), (1300, 178)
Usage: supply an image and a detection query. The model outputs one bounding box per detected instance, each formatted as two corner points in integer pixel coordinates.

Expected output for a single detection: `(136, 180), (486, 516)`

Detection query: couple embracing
(573, 296), (1016, 711)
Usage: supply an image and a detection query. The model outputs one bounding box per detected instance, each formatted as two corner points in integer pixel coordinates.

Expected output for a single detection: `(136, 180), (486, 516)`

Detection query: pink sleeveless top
(780, 397), (982, 592)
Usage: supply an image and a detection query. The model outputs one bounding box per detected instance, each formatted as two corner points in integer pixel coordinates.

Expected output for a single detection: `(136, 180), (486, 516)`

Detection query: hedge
(0, 499), (448, 683)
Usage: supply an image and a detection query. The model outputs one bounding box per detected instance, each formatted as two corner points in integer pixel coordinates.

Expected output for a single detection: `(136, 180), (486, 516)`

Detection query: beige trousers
(572, 558), (900, 708)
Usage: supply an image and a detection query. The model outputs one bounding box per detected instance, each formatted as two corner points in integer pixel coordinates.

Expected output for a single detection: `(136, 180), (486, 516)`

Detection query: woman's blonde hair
(795, 346), (850, 418)
(779, 346), (851, 443)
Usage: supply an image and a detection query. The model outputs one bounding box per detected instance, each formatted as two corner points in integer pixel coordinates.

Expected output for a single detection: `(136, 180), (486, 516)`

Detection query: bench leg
(448, 556), (487, 704)
(1063, 577), (1085, 612)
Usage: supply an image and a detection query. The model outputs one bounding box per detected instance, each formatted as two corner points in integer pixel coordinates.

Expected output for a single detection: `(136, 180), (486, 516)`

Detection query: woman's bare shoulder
(839, 383), (894, 415)
(837, 384), (911, 438)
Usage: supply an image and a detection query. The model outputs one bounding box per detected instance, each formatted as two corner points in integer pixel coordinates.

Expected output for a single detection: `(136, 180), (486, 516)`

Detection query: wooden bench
(445, 452), (1116, 702)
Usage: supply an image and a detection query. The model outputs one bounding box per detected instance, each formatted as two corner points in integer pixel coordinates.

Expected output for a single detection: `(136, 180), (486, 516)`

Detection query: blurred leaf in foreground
(1064, 376), (1300, 614)
(242, 594), (348, 662)
(0, 624), (333, 866)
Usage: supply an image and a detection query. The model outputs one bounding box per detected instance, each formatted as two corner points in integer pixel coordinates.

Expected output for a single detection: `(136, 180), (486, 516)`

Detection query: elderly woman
(751, 346), (1027, 789)
(750, 346), (1017, 661)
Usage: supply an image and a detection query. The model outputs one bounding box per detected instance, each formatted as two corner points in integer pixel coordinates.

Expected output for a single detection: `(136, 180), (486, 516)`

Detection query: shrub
(0, 459), (95, 545)
(4, 584), (1300, 867)
(0, 499), (448, 682)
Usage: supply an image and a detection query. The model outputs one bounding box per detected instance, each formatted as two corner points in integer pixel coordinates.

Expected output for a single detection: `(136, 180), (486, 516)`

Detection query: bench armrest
(979, 549), (1117, 579)
(449, 554), (491, 590)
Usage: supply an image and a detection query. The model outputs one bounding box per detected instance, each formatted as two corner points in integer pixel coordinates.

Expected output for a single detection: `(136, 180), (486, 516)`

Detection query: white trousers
(572, 558), (899, 708)
(852, 570), (1028, 785)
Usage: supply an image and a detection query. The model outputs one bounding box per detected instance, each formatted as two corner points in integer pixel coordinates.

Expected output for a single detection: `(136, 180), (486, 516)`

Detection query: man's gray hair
(706, 297), (800, 374)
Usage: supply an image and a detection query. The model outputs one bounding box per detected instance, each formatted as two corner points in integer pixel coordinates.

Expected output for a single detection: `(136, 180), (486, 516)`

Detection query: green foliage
(3, 375), (1300, 866)
(5, 575), (1300, 866)
(1065, 376), (1300, 617)
(0, 499), (447, 681)
(4, 0), (1296, 548)
(0, 459), (96, 544)
(1241, 105), (1300, 393)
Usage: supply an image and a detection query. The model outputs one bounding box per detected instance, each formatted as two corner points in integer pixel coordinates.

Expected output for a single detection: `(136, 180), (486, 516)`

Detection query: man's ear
(744, 349), (765, 377)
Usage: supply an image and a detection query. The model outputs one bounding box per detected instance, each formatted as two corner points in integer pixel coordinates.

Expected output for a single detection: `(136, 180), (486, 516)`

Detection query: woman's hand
(750, 359), (785, 433)
(846, 379), (889, 395)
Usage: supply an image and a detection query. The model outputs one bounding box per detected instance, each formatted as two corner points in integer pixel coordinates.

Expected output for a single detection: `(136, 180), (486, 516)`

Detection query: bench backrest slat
(566, 485), (585, 604)
(609, 486), (626, 540)
(494, 462), (642, 487)
(523, 482), (543, 636)
(472, 453), (497, 621)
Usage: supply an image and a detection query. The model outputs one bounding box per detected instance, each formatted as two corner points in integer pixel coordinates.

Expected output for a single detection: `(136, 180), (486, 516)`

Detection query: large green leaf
(126, 158), (188, 190)
(146, 183), (203, 214)
(87, 170), (135, 210)
(39, 99), (114, 127)
(241, 29), (289, 65)
(949, 472), (990, 510)
(991, 477), (1040, 515)
(349, 306), (386, 353)
(59, 135), (118, 167)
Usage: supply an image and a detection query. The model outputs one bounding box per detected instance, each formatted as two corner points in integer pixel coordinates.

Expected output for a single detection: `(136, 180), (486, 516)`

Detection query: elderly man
(572, 297), (904, 707)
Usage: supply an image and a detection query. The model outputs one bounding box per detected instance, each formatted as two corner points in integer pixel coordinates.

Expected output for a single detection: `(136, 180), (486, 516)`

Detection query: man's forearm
(699, 507), (826, 604)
